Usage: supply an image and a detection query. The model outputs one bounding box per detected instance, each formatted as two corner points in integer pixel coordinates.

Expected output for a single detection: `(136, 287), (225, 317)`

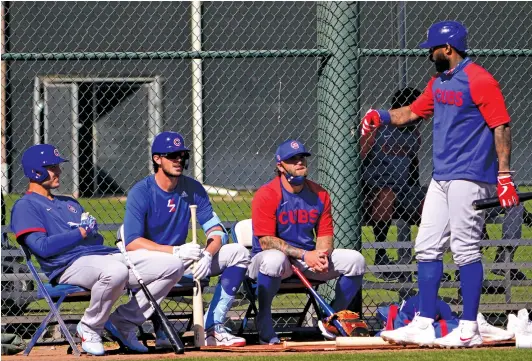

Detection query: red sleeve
(410, 77), (436, 119)
(307, 181), (334, 237)
(465, 65), (511, 128)
(251, 182), (281, 237)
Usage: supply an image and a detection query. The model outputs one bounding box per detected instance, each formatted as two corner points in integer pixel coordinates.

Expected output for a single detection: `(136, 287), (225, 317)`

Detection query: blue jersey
(10, 192), (118, 282)
(410, 58), (511, 184)
(251, 178), (334, 255)
(123, 175), (219, 246)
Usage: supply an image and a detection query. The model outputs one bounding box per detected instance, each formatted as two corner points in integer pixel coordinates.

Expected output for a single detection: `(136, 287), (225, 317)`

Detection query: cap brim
(278, 151), (311, 162)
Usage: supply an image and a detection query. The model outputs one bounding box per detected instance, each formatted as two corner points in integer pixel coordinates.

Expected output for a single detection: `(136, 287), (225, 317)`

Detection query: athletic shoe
(154, 327), (173, 350)
(205, 324), (246, 346)
(259, 336), (281, 345)
(477, 313), (514, 341)
(76, 322), (105, 356)
(380, 314), (435, 346)
(104, 320), (148, 353)
(318, 320), (336, 340)
(434, 320), (483, 348)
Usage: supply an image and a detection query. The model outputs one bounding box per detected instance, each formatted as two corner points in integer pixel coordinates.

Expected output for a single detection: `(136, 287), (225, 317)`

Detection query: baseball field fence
(1, 1), (531, 343)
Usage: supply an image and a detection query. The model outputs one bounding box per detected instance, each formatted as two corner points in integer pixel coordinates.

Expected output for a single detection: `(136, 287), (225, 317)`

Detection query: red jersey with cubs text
(409, 58), (510, 184)
(251, 177), (334, 255)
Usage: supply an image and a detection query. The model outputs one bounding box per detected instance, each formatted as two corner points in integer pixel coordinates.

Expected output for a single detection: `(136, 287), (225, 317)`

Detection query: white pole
(1, 3), (8, 194)
(71, 83), (80, 198)
(191, 0), (204, 184)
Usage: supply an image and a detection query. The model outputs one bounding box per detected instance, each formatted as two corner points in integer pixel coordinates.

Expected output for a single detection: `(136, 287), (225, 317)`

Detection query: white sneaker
(205, 324), (246, 347)
(318, 320), (336, 340)
(434, 320), (483, 348)
(477, 313), (514, 341)
(507, 309), (531, 335)
(76, 322), (105, 356)
(380, 314), (435, 346)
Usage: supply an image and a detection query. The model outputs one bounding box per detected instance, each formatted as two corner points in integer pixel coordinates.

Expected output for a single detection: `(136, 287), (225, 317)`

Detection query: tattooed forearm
(494, 124), (512, 172)
(259, 236), (304, 259)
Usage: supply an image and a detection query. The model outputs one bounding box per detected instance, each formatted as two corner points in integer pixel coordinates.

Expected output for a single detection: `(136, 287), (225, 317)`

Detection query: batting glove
(193, 250), (212, 280)
(173, 243), (201, 262)
(360, 109), (391, 136)
(79, 212), (98, 236)
(497, 174), (519, 208)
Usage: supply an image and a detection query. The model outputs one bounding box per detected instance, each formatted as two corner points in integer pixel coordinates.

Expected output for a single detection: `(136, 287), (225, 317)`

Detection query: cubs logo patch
(290, 141), (299, 150)
(174, 138), (181, 147)
(54, 148), (60, 156)
(67, 204), (77, 213)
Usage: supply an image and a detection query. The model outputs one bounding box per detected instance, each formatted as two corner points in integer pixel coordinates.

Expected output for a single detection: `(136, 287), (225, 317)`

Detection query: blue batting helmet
(419, 21), (468, 52)
(151, 131), (190, 154)
(21, 144), (69, 183)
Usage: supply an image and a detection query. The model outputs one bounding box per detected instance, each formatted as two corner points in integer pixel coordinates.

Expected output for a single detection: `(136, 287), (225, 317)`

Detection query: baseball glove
(322, 310), (369, 337)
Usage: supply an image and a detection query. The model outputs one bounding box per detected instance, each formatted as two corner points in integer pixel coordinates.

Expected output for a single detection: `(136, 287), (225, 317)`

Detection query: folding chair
(18, 243), (90, 357)
(231, 219), (324, 336)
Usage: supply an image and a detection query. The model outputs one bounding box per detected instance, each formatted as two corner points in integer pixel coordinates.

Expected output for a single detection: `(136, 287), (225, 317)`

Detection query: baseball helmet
(419, 20), (468, 52)
(21, 144), (68, 183)
(275, 140), (311, 163)
(151, 131), (190, 154)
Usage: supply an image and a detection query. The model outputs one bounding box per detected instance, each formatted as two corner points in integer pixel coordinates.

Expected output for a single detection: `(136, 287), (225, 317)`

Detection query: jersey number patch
(167, 199), (176, 213)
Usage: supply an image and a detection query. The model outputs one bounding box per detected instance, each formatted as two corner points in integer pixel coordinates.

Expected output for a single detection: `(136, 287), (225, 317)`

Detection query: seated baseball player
(10, 144), (183, 356)
(123, 131), (250, 348)
(249, 139), (366, 344)
(361, 87), (424, 280)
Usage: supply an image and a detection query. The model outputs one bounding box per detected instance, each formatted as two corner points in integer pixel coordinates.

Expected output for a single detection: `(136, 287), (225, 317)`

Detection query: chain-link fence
(1, 1), (531, 343)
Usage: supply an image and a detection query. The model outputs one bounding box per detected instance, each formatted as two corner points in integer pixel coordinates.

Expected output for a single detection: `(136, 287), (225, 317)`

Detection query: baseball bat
(283, 337), (388, 349)
(472, 191), (532, 210)
(190, 205), (205, 347)
(115, 239), (184, 354)
(290, 264), (349, 337)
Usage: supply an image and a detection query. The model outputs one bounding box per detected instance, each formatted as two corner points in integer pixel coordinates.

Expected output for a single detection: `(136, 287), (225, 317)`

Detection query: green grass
(119, 349), (531, 361)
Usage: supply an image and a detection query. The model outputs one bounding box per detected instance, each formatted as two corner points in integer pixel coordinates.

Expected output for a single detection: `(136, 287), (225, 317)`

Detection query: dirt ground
(4, 340), (517, 361)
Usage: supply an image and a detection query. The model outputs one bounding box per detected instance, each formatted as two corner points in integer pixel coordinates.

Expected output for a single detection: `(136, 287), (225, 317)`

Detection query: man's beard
(434, 58), (450, 73)
(163, 168), (180, 178)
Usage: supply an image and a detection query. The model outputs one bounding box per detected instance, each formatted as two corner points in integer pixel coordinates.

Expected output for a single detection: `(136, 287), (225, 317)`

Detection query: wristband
(301, 250), (307, 262)
(377, 109), (392, 125)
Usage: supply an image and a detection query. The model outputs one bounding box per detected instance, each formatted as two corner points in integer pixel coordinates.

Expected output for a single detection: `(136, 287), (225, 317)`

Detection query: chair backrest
(231, 219), (253, 249)
(18, 244), (45, 288)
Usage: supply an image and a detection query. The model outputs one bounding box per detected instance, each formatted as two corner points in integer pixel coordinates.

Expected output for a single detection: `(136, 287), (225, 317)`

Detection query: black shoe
(491, 269), (527, 280)
(374, 254), (403, 281)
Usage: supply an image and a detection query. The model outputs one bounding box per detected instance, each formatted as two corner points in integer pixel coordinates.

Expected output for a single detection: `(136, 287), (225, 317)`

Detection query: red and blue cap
(21, 144), (69, 183)
(419, 20), (468, 52)
(275, 140), (311, 163)
(151, 131), (189, 154)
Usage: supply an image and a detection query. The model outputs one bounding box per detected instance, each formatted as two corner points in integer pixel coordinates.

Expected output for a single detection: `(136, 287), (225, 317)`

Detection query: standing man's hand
(361, 109), (390, 136)
(497, 173), (519, 208)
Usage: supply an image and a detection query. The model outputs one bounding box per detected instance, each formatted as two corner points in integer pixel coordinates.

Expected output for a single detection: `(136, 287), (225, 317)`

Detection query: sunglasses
(159, 151), (189, 160)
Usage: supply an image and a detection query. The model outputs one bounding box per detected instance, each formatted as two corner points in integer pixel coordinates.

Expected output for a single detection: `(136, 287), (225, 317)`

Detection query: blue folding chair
(19, 243), (90, 356)
(231, 219), (324, 336)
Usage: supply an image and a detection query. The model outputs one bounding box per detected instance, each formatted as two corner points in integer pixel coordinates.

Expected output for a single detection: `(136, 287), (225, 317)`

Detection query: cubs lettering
(434, 88), (463, 106)
(278, 209), (319, 225)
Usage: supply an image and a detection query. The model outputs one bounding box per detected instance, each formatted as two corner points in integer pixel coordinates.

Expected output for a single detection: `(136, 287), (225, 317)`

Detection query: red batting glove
(497, 174), (519, 208)
(360, 109), (382, 136)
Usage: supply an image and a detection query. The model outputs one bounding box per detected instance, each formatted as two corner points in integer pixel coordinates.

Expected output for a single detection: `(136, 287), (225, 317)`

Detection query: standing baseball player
(123, 131), (250, 347)
(249, 139), (366, 344)
(360, 20), (518, 347)
(10, 144), (183, 355)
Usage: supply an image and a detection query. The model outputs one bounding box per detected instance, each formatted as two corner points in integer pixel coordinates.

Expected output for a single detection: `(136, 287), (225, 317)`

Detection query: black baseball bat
(290, 264), (349, 337)
(472, 191), (532, 210)
(116, 240), (185, 354)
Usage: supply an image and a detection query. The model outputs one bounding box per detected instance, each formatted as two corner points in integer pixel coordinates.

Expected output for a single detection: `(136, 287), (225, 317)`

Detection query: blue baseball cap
(275, 140), (311, 163)
(21, 144), (69, 183)
(151, 131), (189, 154)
